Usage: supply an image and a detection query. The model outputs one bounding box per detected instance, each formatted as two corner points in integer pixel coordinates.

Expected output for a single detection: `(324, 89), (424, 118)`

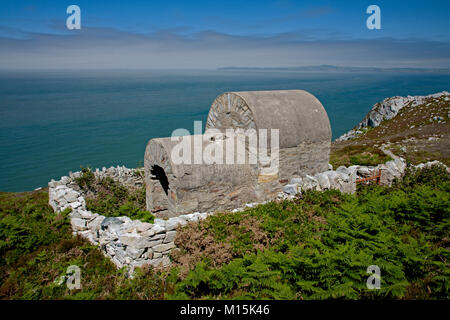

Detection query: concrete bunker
(145, 90), (332, 218)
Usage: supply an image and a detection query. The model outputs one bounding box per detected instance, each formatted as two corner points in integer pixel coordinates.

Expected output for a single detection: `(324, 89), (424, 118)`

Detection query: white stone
(385, 161), (400, 175)
(119, 233), (144, 248)
(150, 224), (166, 234)
(69, 201), (82, 209)
(183, 213), (199, 222)
(302, 175), (319, 190)
(166, 217), (183, 231)
(100, 230), (119, 243)
(283, 184), (299, 195)
(337, 171), (350, 182)
(131, 260), (150, 269)
(140, 229), (156, 237)
(152, 252), (162, 259)
(60, 176), (70, 185)
(55, 189), (66, 200)
(64, 189), (80, 202)
(126, 247), (145, 259)
(324, 170), (339, 181)
(357, 167), (372, 177)
(149, 234), (166, 241)
(71, 218), (87, 231)
(147, 240), (163, 248)
(315, 173), (331, 190)
(79, 210), (96, 220)
(111, 257), (124, 269)
(152, 242), (176, 253)
(164, 231), (177, 243)
(197, 213), (208, 220)
(87, 216), (104, 231)
(154, 219), (166, 227)
(348, 165), (360, 175)
(136, 222), (153, 233)
(118, 216), (132, 224)
(105, 244), (116, 256)
(48, 181), (57, 188)
(336, 166), (351, 175)
(394, 158), (406, 173)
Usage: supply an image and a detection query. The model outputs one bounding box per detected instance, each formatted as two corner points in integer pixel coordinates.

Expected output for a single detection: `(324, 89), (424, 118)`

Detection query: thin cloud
(0, 25), (449, 69)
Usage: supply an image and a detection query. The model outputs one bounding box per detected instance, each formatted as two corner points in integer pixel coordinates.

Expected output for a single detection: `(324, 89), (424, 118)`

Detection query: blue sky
(0, 0), (449, 69)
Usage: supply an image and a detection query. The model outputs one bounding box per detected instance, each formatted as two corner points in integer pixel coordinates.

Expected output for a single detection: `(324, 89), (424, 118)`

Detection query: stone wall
(49, 157), (447, 274)
(48, 166), (214, 273)
(280, 145), (410, 196)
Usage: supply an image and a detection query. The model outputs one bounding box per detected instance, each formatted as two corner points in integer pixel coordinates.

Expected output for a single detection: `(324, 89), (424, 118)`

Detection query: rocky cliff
(333, 91), (449, 167)
(337, 91), (449, 141)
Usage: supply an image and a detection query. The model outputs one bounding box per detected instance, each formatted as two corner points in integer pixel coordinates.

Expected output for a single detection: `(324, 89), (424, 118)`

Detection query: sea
(1, 69), (449, 192)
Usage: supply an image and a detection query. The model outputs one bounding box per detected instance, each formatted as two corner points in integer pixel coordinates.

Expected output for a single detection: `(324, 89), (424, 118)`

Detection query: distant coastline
(218, 64), (450, 74)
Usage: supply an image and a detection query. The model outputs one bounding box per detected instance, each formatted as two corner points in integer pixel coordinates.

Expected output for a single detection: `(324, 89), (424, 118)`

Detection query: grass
(0, 165), (448, 299)
(75, 167), (154, 223)
(387, 144), (447, 166)
(330, 144), (392, 168)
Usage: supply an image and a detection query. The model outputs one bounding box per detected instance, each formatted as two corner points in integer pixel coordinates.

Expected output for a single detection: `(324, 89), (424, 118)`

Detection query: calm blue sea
(1, 70), (449, 192)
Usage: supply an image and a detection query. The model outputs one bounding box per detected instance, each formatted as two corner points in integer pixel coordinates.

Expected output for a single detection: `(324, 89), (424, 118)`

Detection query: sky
(0, 0), (449, 69)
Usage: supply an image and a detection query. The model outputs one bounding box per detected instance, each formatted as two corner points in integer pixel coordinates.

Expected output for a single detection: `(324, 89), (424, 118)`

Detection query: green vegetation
(388, 144), (446, 167)
(0, 189), (164, 299)
(75, 167), (154, 223)
(74, 167), (95, 191)
(330, 144), (392, 168)
(169, 165), (449, 299)
(0, 165), (448, 299)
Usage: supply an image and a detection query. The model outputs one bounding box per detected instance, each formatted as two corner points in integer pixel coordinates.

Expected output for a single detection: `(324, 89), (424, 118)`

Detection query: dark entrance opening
(151, 165), (169, 195)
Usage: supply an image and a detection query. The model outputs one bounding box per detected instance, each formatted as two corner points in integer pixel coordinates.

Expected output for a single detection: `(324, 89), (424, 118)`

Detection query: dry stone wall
(48, 166), (214, 273)
(49, 157), (448, 274)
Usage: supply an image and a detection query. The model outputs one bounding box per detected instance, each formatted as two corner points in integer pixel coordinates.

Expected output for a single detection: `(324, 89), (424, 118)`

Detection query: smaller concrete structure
(144, 135), (259, 217)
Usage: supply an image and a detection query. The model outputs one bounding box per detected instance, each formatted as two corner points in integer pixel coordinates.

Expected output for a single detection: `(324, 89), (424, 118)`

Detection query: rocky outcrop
(336, 91), (449, 141)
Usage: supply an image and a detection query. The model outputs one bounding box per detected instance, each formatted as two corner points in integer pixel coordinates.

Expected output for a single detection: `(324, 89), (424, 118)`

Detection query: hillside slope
(331, 92), (450, 167)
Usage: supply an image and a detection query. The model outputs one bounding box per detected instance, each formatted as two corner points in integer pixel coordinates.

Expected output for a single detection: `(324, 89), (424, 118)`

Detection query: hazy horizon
(0, 65), (449, 72)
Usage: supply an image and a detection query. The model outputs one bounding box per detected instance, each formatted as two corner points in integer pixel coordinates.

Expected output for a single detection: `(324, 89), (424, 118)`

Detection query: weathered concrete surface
(144, 134), (260, 217)
(206, 90), (332, 147)
(145, 90), (332, 217)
